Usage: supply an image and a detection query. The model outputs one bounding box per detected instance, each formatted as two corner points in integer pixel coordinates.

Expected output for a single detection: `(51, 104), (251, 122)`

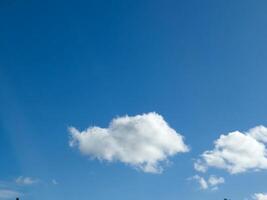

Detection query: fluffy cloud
(249, 126), (267, 143)
(0, 189), (21, 199)
(69, 112), (189, 173)
(16, 176), (38, 185)
(195, 125), (267, 174)
(190, 175), (224, 190)
(253, 193), (267, 200)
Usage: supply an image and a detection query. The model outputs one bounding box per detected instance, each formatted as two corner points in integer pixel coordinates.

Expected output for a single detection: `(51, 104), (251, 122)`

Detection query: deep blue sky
(1, 0), (267, 200)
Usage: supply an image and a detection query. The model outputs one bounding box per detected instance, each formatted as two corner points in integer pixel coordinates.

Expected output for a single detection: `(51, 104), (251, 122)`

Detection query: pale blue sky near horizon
(1, 0), (267, 200)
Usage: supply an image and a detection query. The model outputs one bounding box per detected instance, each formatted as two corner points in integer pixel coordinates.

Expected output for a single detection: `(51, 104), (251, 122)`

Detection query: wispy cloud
(15, 176), (38, 185)
(69, 112), (189, 173)
(189, 175), (224, 190)
(0, 189), (21, 199)
(52, 179), (58, 185)
(195, 125), (267, 174)
(190, 175), (208, 190)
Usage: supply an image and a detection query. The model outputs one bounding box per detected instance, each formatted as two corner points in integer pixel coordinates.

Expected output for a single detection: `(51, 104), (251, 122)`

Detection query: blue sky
(1, 0), (267, 200)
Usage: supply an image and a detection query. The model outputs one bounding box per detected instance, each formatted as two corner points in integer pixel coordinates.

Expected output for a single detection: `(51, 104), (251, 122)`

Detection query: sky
(1, 0), (267, 200)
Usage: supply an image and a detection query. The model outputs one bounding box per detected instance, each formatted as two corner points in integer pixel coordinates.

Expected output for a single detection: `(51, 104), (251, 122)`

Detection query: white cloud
(248, 126), (267, 143)
(16, 176), (38, 185)
(0, 189), (21, 199)
(194, 160), (207, 173)
(191, 175), (208, 190)
(195, 125), (267, 174)
(69, 112), (189, 173)
(253, 193), (267, 200)
(208, 175), (224, 186)
(190, 175), (224, 190)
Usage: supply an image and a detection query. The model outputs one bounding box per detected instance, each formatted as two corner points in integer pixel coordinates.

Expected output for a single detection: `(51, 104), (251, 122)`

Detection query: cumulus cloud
(0, 189), (21, 199)
(190, 175), (224, 190)
(16, 176), (38, 185)
(195, 125), (267, 174)
(249, 126), (267, 143)
(253, 193), (267, 200)
(69, 112), (189, 173)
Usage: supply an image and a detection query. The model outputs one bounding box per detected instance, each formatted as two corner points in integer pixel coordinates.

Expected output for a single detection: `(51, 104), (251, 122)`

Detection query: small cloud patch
(190, 175), (224, 190)
(16, 176), (38, 185)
